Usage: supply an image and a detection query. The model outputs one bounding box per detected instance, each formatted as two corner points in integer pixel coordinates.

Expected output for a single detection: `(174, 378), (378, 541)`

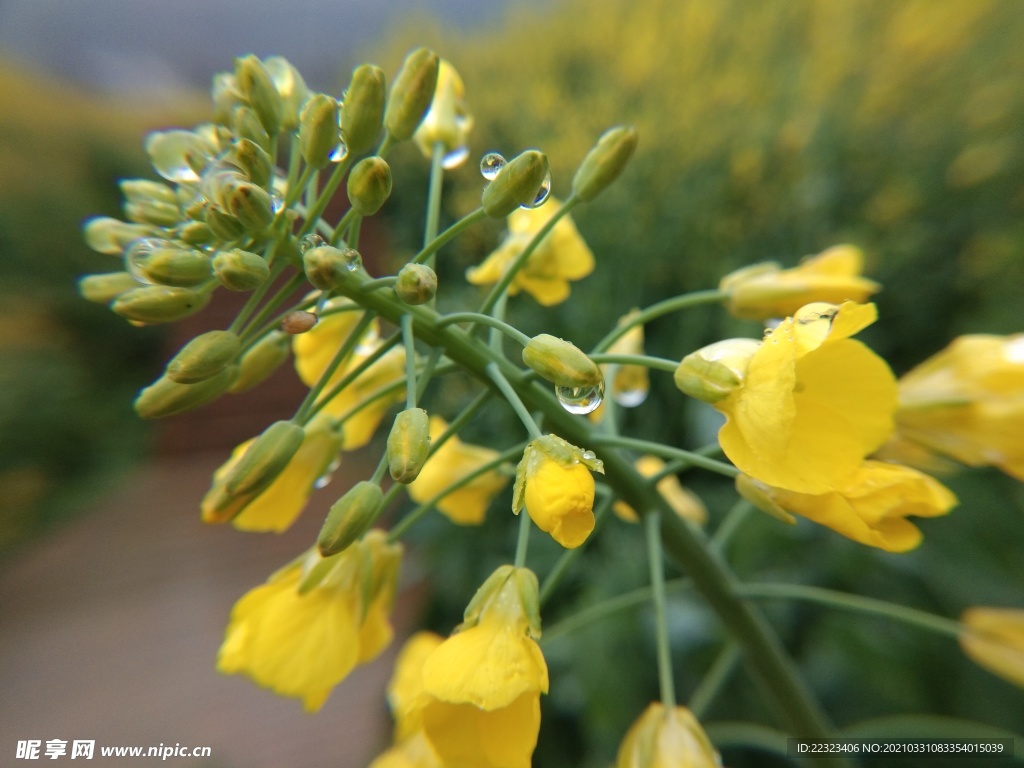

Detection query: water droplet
(299, 234), (325, 253)
(123, 237), (172, 285)
(341, 248), (362, 271)
(314, 458), (341, 489)
(555, 381), (604, 415)
(329, 139), (348, 163)
(613, 388), (649, 408)
(442, 145), (470, 170)
(271, 193), (284, 213)
(146, 131), (212, 183)
(581, 450), (597, 461)
(479, 152), (506, 180)
(282, 310), (318, 334)
(521, 171), (552, 209)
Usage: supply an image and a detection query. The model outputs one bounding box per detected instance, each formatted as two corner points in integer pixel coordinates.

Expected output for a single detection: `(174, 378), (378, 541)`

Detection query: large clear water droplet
(581, 450), (597, 461)
(341, 248), (362, 271)
(299, 234), (325, 253)
(522, 171), (552, 209)
(555, 381), (605, 415)
(479, 152), (506, 180)
(123, 237), (171, 285)
(442, 145), (470, 170)
(146, 131), (212, 183)
(329, 138), (348, 163)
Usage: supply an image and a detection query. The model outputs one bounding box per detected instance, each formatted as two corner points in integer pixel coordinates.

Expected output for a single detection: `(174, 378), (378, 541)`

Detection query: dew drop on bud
(282, 310), (319, 334)
(341, 248), (362, 272)
(479, 152), (506, 180)
(522, 171), (552, 209)
(299, 234), (325, 254)
(329, 139), (349, 163)
(581, 450), (597, 461)
(555, 381), (604, 415)
(270, 193), (284, 213)
(123, 238), (168, 285)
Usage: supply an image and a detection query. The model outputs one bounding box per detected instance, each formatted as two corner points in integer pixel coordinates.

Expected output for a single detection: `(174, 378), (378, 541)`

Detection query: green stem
(371, 452), (390, 485)
(538, 493), (613, 606)
(645, 510), (677, 709)
(592, 289), (729, 353)
(292, 312), (376, 424)
(306, 332), (402, 421)
(424, 141), (445, 251)
(437, 313), (532, 348)
(238, 272), (307, 345)
(514, 503), (532, 568)
(711, 499), (754, 554)
(229, 256), (287, 334)
(299, 156), (353, 237)
(401, 314), (418, 409)
(688, 642), (741, 718)
(486, 363), (543, 440)
(330, 207), (360, 247)
(412, 208), (488, 265)
(589, 353), (679, 373)
(590, 434), (739, 478)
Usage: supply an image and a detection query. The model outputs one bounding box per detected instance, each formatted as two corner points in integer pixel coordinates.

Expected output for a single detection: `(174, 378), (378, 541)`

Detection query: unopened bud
(145, 129), (216, 183)
(571, 126), (638, 202)
(205, 207), (247, 241)
(235, 55), (284, 136)
(229, 331), (290, 393)
(347, 157), (392, 215)
(387, 408), (430, 483)
(342, 64), (386, 154)
(299, 93), (341, 169)
(523, 333), (603, 388)
(673, 338), (761, 404)
(482, 150), (550, 218)
(134, 365), (238, 419)
(83, 217), (153, 256)
(263, 56), (309, 131)
(143, 246), (212, 287)
(231, 105), (271, 152)
(223, 139), (273, 188)
(394, 263), (437, 305)
(303, 245), (350, 290)
(166, 330), (241, 384)
(112, 285), (209, 324)
(212, 73), (245, 126)
(213, 248), (271, 291)
(384, 48), (440, 142)
(121, 179), (178, 207)
(282, 310), (318, 334)
(78, 272), (141, 304)
(125, 200), (181, 228)
(226, 180), (275, 232)
(317, 481), (384, 556)
(178, 221), (216, 247)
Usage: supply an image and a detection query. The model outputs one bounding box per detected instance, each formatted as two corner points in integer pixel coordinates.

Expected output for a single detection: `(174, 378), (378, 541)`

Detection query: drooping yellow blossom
(217, 530), (401, 712)
(407, 417), (510, 525)
(466, 197), (594, 306)
(615, 702), (721, 768)
(736, 460), (956, 552)
(894, 334), (1024, 481)
(700, 301), (897, 494)
(613, 456), (707, 525)
(368, 732), (441, 768)
(202, 413), (343, 532)
(719, 244), (881, 320)
(420, 566), (548, 768)
(513, 434), (605, 548)
(959, 607), (1024, 689)
(413, 59), (473, 167)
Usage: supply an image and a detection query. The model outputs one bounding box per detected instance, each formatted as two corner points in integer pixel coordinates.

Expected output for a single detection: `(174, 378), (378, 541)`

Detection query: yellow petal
(388, 632), (445, 739)
(524, 458), (596, 548)
(615, 702), (720, 768)
(422, 692), (540, 768)
(369, 731), (441, 768)
(960, 607), (1024, 689)
(291, 304), (377, 386)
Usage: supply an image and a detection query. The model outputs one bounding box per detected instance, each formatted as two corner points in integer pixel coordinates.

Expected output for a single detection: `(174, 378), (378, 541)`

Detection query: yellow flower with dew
(407, 417), (511, 525)
(615, 702), (721, 768)
(959, 607), (1024, 689)
(613, 455), (707, 525)
(413, 59), (473, 169)
(736, 460), (956, 552)
(719, 244), (881, 320)
(420, 566), (548, 768)
(513, 434), (605, 549)
(894, 334), (1024, 481)
(676, 301), (898, 494)
(466, 197), (594, 306)
(202, 413), (343, 532)
(217, 530), (401, 712)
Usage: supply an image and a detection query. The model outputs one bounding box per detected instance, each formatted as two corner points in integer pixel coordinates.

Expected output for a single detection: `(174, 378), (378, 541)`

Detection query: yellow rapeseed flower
(959, 607), (1024, 689)
(895, 334), (1024, 481)
(719, 244), (881, 320)
(513, 434), (605, 549)
(613, 455), (707, 525)
(217, 530), (401, 711)
(407, 417), (510, 525)
(466, 197), (594, 306)
(413, 59), (473, 167)
(737, 460), (956, 552)
(615, 702), (721, 768)
(419, 566), (548, 768)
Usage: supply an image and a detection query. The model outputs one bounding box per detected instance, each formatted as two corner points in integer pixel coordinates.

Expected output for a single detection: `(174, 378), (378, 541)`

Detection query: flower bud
(145, 129), (215, 183)
(205, 207), (247, 241)
(213, 248), (271, 291)
(231, 105), (271, 152)
(142, 246), (212, 287)
(212, 73), (245, 126)
(673, 338), (761, 404)
(229, 331), (290, 393)
(299, 93), (341, 169)
(263, 55), (309, 132)
(178, 221), (216, 247)
(166, 330), (241, 384)
(112, 285), (209, 324)
(120, 179), (178, 207)
(571, 126), (638, 202)
(413, 59), (472, 166)
(223, 138), (273, 189)
(235, 54), (283, 136)
(203, 420), (306, 523)
(226, 180), (275, 232)
(83, 217), (153, 256)
(347, 157), (392, 215)
(616, 703), (720, 768)
(134, 365), (238, 419)
(317, 481), (384, 556)
(522, 333), (603, 388)
(303, 245), (355, 290)
(342, 64), (386, 155)
(124, 200), (181, 228)
(282, 310), (318, 334)
(482, 150), (550, 218)
(78, 272), (141, 304)
(384, 48), (440, 142)
(387, 408), (430, 483)
(394, 263), (437, 305)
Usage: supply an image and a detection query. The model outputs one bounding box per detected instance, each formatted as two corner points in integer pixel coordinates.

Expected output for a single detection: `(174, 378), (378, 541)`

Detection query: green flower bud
(387, 408), (430, 483)
(124, 200), (181, 228)
(522, 333), (603, 388)
(178, 221), (216, 246)
(226, 180), (275, 232)
(203, 420), (306, 523)
(78, 272), (141, 304)
(346, 156), (392, 215)
(673, 338), (761, 404)
(235, 55), (283, 136)
(212, 73), (245, 126)
(83, 217), (153, 256)
(384, 48), (440, 142)
(229, 331), (290, 393)
(394, 263), (437, 305)
(166, 330), (241, 384)
(134, 365), (238, 419)
(303, 245), (357, 290)
(112, 285), (209, 324)
(263, 56), (309, 132)
(482, 150), (550, 218)
(571, 126), (638, 202)
(317, 481), (384, 556)
(142, 246), (212, 287)
(223, 139), (273, 188)
(121, 179), (178, 207)
(205, 207), (247, 241)
(299, 93), (341, 168)
(342, 64), (386, 155)
(145, 129), (215, 183)
(231, 105), (271, 152)
(213, 248), (270, 291)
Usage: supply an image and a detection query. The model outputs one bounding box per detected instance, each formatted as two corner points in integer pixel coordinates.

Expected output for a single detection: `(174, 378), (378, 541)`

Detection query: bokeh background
(2, 1), (1024, 766)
